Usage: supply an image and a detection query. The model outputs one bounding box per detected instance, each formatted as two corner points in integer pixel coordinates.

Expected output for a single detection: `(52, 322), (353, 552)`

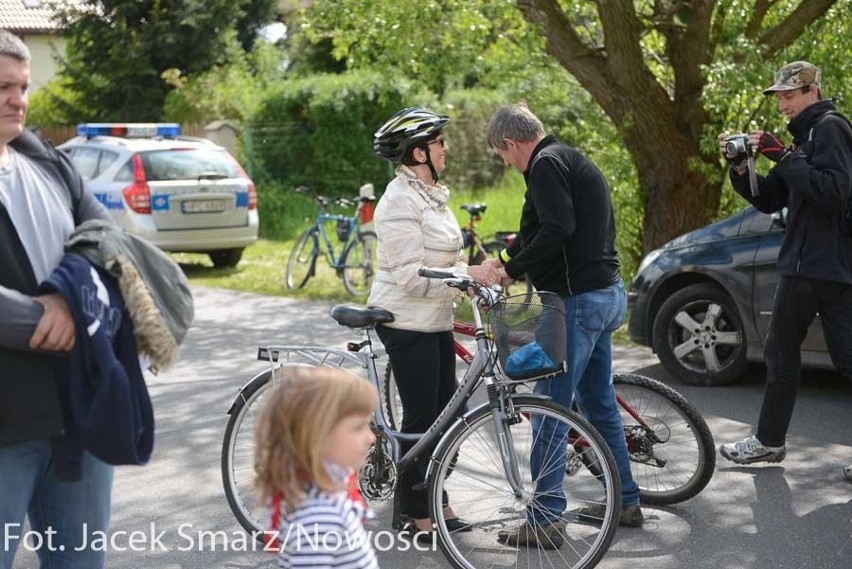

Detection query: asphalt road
(12, 287), (852, 569)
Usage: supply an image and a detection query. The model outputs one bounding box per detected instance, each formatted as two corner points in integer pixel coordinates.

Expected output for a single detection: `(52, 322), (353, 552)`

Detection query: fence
(35, 123), (208, 146)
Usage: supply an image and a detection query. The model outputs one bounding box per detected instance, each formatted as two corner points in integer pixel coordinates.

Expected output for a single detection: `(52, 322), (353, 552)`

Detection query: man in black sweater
(718, 61), (852, 476)
(0, 30), (113, 568)
(485, 104), (642, 549)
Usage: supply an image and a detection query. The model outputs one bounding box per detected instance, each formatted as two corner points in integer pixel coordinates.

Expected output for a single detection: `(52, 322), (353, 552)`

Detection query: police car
(58, 123), (258, 267)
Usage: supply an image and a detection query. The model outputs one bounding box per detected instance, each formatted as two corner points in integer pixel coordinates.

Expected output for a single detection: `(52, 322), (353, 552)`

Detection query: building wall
(21, 34), (66, 92)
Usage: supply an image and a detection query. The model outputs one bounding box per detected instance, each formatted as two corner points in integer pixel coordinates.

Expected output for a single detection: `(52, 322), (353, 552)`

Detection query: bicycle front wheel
(429, 396), (620, 569)
(613, 372), (716, 504)
(286, 229), (318, 289)
(221, 370), (273, 535)
(342, 231), (377, 296)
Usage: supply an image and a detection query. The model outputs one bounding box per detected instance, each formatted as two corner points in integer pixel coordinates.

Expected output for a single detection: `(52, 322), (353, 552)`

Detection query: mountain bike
(285, 186), (377, 296)
(222, 272), (622, 569)
(384, 327), (716, 505)
(459, 202), (533, 302)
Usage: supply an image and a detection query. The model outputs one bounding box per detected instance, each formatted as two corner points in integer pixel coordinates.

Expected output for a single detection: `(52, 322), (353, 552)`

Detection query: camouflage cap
(763, 61), (821, 95)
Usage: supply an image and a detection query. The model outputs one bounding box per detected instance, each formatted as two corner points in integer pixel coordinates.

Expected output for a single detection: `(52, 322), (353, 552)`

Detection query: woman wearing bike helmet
(368, 107), (497, 538)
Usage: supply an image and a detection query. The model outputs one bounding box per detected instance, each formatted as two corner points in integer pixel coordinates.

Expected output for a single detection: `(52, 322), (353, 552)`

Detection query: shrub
(441, 88), (506, 190)
(246, 71), (436, 197)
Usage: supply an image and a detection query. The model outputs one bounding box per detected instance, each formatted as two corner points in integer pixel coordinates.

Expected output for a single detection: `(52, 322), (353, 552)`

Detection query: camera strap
(746, 154), (759, 197)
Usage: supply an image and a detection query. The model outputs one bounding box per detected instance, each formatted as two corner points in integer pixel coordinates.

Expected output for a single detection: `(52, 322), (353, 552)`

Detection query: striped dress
(271, 471), (378, 569)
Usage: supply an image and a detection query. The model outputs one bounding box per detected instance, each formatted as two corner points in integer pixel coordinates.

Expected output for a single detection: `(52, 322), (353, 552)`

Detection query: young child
(255, 366), (380, 568)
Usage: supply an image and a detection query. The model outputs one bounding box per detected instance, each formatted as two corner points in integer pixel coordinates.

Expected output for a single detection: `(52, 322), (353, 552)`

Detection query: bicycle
(222, 271), (622, 569)
(285, 186), (377, 296)
(459, 202), (533, 301)
(384, 326), (716, 505)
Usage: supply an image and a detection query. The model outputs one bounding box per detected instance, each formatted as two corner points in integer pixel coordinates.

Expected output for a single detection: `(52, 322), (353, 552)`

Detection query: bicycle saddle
(330, 305), (395, 328)
(460, 203), (487, 215)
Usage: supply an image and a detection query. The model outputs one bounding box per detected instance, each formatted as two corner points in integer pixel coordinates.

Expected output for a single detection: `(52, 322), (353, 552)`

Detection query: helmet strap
(414, 144), (440, 183)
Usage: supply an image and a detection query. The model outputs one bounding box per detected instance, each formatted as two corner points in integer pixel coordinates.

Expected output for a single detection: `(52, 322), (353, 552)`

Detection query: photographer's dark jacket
(730, 100), (852, 284)
(0, 130), (110, 447)
(504, 135), (620, 296)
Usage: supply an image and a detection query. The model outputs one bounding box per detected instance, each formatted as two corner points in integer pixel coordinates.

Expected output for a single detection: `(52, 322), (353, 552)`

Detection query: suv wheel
(652, 283), (747, 386)
(209, 248), (244, 268)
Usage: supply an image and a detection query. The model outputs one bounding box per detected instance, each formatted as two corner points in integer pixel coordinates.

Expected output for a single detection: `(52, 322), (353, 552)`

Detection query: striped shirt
(273, 485), (378, 569)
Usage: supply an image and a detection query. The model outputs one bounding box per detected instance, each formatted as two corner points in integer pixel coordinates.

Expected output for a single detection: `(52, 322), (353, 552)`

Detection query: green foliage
(246, 70), (435, 196)
(441, 88), (507, 190)
(162, 32), (286, 125)
(52, 0), (278, 121)
(25, 76), (89, 127)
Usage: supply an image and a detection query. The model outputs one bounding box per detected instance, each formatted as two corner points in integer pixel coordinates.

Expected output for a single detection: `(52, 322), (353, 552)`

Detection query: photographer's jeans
(0, 438), (113, 569)
(529, 280), (640, 525)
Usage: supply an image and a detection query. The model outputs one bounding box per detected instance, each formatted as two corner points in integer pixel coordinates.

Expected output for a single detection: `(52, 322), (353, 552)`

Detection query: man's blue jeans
(529, 280), (640, 524)
(0, 438), (113, 569)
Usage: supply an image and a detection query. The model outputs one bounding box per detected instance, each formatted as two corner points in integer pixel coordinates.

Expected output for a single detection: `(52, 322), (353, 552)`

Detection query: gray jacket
(66, 219), (194, 371)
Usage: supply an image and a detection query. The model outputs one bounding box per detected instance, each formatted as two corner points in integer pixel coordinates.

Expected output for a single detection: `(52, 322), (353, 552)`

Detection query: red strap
(346, 472), (367, 509)
(264, 490), (282, 552)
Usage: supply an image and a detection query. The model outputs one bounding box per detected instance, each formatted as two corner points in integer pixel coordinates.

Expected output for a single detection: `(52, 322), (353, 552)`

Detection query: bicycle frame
(312, 211), (359, 270)
(448, 320), (655, 433)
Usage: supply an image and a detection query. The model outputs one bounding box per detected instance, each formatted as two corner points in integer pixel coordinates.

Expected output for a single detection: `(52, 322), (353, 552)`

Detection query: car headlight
(636, 248), (663, 275)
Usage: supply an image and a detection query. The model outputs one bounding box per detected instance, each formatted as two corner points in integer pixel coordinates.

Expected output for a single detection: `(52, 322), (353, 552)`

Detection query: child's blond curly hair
(254, 366), (378, 512)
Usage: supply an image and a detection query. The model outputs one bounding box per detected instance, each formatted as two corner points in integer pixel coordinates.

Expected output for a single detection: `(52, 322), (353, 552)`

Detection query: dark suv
(628, 207), (834, 386)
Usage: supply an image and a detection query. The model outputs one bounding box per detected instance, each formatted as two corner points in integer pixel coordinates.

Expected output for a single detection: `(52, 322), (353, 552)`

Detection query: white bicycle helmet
(373, 107), (450, 163)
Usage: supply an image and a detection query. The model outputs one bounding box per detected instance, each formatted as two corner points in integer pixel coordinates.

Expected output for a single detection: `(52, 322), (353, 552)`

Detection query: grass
(174, 170), (634, 344)
(174, 171), (529, 302)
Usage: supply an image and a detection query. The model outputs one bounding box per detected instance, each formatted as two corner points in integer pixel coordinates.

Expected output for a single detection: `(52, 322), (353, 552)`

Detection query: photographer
(717, 62), (852, 479)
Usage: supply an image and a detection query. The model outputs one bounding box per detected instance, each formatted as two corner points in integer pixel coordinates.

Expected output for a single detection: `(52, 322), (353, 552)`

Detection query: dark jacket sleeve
(55, 149), (112, 224)
(729, 167), (789, 213)
(0, 288), (44, 351)
(774, 118), (852, 214)
(504, 155), (575, 279)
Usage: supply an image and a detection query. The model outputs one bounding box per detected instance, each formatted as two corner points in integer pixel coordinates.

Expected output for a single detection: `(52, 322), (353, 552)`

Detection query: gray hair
(0, 29), (31, 62)
(487, 103), (545, 150)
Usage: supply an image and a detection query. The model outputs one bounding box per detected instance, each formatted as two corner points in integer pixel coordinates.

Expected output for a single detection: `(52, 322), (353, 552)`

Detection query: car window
(114, 160), (133, 182)
(68, 147), (102, 180)
(140, 149), (238, 181)
(98, 150), (120, 174)
(67, 147), (122, 180)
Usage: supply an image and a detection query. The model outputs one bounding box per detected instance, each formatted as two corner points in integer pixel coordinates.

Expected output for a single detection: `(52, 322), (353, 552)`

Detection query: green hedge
(246, 71), (435, 197)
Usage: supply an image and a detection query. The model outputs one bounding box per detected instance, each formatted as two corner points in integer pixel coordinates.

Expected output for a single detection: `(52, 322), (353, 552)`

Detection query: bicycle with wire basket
(384, 320), (716, 506)
(285, 186), (377, 296)
(222, 271), (623, 569)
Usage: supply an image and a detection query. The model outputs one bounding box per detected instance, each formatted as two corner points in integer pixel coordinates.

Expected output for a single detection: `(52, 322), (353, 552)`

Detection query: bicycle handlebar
(417, 268), (502, 306)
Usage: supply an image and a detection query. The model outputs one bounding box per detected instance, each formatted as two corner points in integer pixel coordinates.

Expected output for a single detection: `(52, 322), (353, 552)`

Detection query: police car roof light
(76, 123), (181, 139)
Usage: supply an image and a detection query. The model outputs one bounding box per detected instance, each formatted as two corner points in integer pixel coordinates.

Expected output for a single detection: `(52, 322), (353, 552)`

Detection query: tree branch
(759, 0), (837, 59)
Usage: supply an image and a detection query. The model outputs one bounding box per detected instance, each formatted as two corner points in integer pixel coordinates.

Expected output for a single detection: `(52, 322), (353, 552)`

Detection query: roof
(0, 1), (78, 34)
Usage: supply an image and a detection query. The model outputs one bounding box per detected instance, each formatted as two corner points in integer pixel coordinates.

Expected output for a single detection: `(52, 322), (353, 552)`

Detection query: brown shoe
(577, 503), (644, 528)
(496, 521), (564, 549)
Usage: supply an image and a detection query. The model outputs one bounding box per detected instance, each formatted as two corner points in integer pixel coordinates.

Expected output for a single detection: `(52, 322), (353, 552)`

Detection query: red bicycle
(384, 320), (716, 505)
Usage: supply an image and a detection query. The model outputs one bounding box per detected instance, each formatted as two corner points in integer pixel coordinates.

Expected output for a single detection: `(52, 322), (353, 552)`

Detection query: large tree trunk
(515, 0), (835, 251)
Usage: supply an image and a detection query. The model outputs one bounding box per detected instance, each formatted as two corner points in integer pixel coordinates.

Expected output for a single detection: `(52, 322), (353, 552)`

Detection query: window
(140, 149), (238, 181)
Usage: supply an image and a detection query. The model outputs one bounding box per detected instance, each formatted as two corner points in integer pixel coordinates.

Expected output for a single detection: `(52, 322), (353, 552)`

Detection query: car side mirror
(771, 207), (789, 229)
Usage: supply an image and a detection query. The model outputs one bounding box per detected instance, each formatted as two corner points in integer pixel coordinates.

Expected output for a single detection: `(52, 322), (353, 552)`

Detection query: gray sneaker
(719, 436), (786, 465)
(577, 503), (644, 528)
(496, 521), (564, 549)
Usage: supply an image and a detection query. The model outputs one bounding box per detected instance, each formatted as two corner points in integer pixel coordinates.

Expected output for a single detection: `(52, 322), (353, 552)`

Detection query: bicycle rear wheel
(429, 396), (620, 569)
(286, 229), (318, 289)
(342, 230), (377, 296)
(613, 372), (715, 504)
(221, 370), (273, 535)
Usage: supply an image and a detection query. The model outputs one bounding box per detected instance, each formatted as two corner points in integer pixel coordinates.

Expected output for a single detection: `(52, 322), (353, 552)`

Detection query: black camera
(724, 133), (752, 162)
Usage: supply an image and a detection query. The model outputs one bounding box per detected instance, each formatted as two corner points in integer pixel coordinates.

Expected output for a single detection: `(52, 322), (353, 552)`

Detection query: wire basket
(488, 291), (567, 381)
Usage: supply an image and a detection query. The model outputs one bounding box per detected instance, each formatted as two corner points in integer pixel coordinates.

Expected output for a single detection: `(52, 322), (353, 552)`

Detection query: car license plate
(181, 199), (226, 214)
